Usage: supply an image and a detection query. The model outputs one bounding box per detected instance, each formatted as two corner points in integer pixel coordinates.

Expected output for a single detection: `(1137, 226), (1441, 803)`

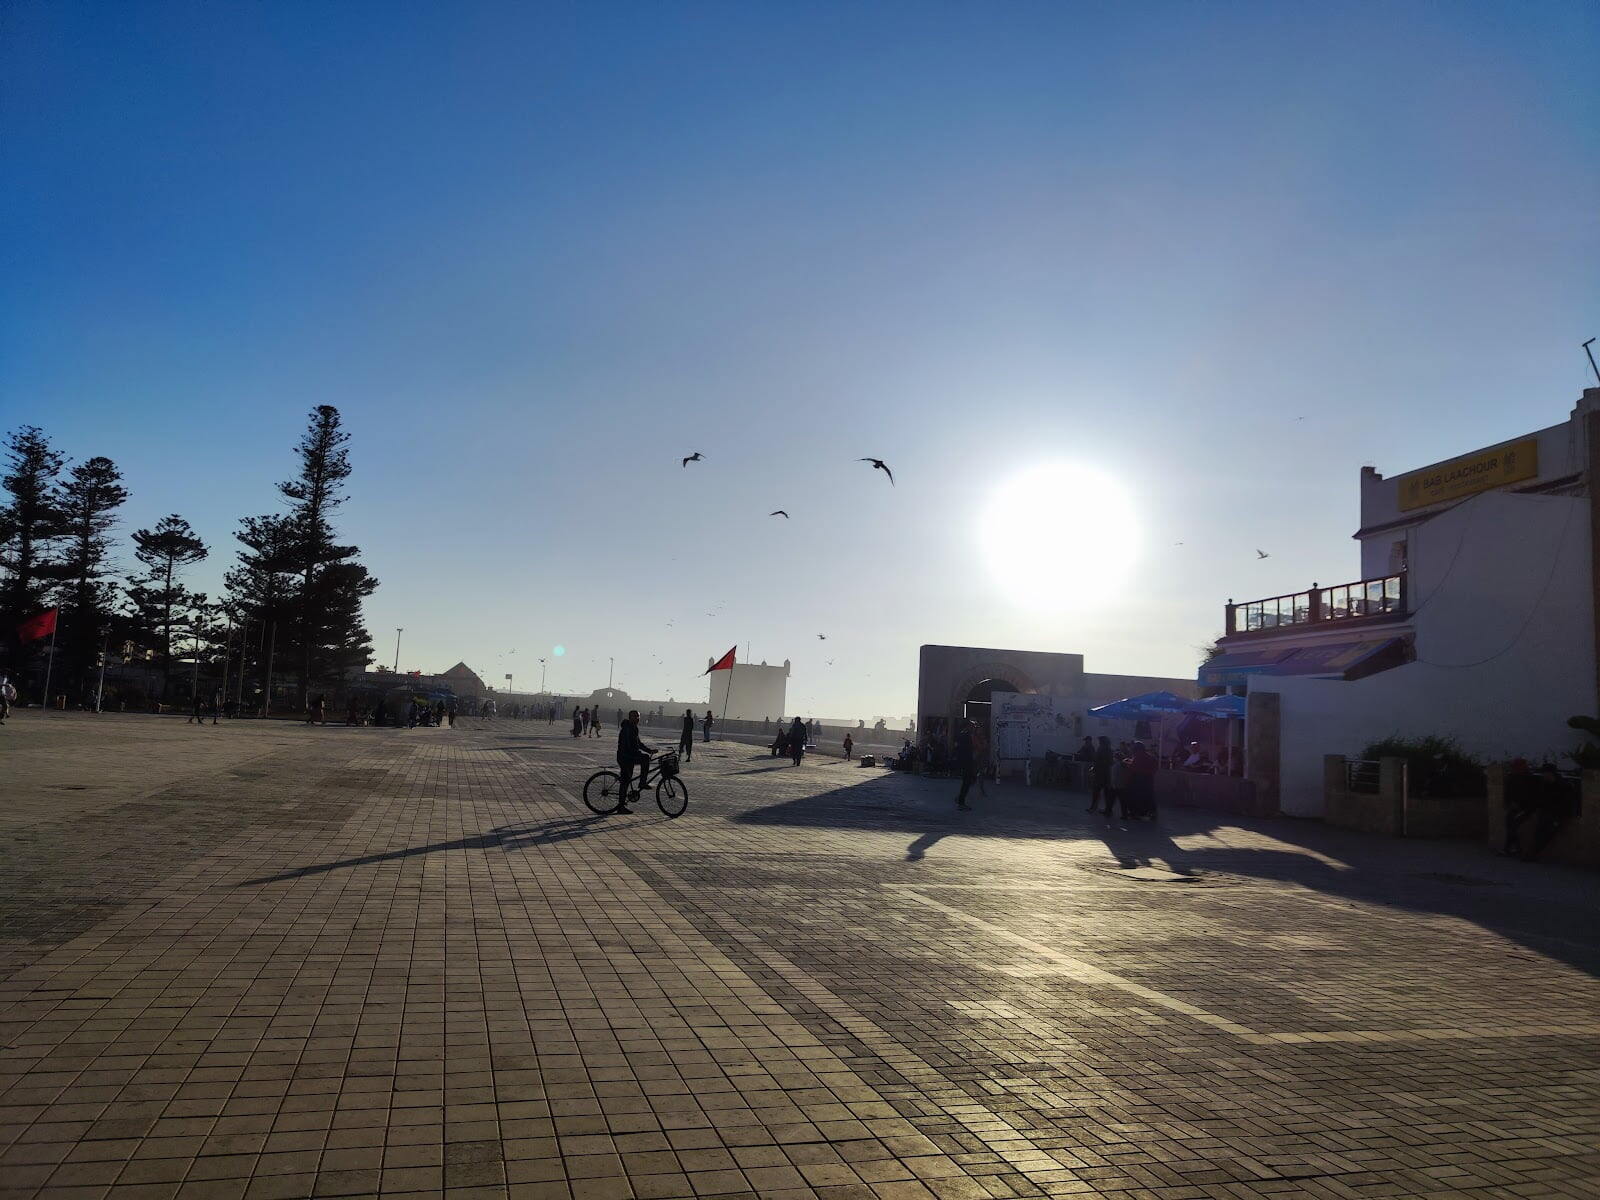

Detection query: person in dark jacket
(954, 720), (977, 810)
(1088, 736), (1114, 814)
(789, 716), (806, 766)
(679, 709), (695, 761)
(615, 710), (653, 814)
(1124, 740), (1157, 819)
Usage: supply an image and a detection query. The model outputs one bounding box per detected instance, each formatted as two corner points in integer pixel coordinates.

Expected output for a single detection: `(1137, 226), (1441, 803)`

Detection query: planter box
(1402, 793), (1486, 839)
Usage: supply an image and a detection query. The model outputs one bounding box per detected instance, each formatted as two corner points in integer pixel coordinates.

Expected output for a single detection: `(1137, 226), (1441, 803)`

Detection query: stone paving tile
(0, 711), (1596, 1199)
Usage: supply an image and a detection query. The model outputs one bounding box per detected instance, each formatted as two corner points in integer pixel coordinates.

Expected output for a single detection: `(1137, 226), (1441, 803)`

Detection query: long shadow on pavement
(734, 772), (1600, 978)
(237, 813), (626, 885)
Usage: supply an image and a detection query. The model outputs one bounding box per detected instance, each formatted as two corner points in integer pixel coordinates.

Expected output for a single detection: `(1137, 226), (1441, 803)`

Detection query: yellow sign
(1396, 438), (1538, 512)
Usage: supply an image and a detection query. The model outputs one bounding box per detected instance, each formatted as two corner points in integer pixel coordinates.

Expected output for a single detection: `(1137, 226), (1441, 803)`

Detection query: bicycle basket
(658, 752), (680, 778)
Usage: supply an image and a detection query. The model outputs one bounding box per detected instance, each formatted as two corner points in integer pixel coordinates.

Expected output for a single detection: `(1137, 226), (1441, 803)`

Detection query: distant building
(709, 658), (789, 722)
(1204, 387), (1600, 815)
(917, 644), (1196, 750)
(354, 661), (486, 699)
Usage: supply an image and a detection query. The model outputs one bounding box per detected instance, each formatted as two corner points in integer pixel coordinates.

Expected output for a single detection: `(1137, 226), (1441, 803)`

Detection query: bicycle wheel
(582, 770), (625, 814)
(656, 776), (688, 818)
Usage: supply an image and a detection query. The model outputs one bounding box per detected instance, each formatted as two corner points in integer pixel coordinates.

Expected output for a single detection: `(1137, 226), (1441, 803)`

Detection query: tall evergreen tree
(56, 456), (130, 698)
(224, 514), (298, 707)
(0, 426), (68, 635)
(125, 515), (208, 696)
(276, 407), (376, 700)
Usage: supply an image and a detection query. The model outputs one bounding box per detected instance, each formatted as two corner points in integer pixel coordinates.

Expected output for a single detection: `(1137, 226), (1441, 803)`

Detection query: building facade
(916, 644), (1196, 750)
(708, 659), (790, 722)
(1204, 388), (1600, 815)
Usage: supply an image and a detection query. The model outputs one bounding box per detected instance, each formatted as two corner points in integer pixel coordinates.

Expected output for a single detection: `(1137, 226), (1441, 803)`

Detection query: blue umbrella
(1087, 690), (1191, 719)
(1186, 694), (1246, 719)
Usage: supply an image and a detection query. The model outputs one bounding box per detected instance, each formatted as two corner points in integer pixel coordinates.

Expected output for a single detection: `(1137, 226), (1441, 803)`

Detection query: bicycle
(582, 750), (689, 817)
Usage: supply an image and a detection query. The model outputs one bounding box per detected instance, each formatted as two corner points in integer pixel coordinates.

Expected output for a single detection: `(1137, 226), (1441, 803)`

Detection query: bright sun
(979, 462), (1140, 610)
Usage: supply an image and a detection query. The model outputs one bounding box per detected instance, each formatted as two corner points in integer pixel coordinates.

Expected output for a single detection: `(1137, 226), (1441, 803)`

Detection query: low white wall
(1258, 489), (1594, 816)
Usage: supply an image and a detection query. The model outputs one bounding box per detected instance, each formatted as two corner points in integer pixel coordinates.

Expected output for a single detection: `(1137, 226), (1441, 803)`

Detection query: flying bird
(769, 510), (788, 518)
(826, 659), (834, 666)
(817, 634), (827, 640)
(681, 452), (704, 467)
(1256, 549), (1270, 559)
(859, 457), (894, 485)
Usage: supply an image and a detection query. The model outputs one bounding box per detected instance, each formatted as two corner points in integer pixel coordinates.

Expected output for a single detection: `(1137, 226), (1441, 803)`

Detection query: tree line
(0, 406), (377, 710)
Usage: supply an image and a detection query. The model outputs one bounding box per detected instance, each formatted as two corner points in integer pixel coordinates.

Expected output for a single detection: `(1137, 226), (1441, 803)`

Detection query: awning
(1199, 637), (1412, 687)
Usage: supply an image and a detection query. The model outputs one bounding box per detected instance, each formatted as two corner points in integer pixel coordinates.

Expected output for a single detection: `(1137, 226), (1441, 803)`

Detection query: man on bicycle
(616, 710), (653, 814)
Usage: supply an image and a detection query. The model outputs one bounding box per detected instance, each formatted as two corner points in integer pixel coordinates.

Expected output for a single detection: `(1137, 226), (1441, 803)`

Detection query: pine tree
(0, 426), (68, 635)
(275, 407), (376, 700)
(126, 515), (208, 697)
(223, 514), (298, 709)
(56, 457), (130, 699)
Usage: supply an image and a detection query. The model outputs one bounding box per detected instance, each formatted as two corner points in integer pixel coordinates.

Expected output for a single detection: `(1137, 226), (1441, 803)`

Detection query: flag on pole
(704, 646), (736, 674)
(17, 607), (58, 643)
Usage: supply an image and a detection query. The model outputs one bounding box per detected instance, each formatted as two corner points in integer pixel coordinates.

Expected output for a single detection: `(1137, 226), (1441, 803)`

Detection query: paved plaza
(1, 713), (1597, 1199)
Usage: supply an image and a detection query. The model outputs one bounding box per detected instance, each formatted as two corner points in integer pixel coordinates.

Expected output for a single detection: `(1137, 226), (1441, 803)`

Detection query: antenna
(1585, 338), (1600, 386)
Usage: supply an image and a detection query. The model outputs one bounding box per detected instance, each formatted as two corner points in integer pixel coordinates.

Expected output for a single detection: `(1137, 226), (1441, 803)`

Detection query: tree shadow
(237, 813), (624, 885)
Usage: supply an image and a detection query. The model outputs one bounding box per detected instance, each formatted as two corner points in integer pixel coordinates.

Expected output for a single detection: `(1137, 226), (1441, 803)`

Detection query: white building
(917, 644), (1197, 751)
(709, 658), (790, 721)
(1205, 388), (1599, 815)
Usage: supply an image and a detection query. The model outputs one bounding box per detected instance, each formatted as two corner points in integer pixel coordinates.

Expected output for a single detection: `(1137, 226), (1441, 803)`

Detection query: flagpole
(41, 621), (57, 711)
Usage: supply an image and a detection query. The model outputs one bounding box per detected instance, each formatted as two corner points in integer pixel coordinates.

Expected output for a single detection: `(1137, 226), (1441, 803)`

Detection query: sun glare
(979, 462), (1140, 610)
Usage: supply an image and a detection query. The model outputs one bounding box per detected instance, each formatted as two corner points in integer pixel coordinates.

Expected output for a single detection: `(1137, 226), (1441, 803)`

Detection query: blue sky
(3, 0), (1597, 719)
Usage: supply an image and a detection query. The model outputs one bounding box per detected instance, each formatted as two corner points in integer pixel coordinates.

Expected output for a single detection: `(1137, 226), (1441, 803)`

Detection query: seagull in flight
(817, 633), (827, 640)
(769, 510), (789, 518)
(859, 457), (894, 485)
(681, 452), (704, 467)
(1256, 548), (1270, 559)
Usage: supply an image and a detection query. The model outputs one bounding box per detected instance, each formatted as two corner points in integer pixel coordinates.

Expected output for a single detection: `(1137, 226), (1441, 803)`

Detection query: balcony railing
(1227, 573), (1406, 635)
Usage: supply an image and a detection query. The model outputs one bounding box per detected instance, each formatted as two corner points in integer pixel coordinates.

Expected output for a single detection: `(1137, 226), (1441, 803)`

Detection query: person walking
(843, 732), (853, 760)
(590, 708), (603, 737)
(702, 710), (714, 742)
(447, 700), (456, 727)
(953, 720), (977, 810)
(679, 708), (695, 762)
(1125, 740), (1157, 819)
(1088, 736), (1114, 814)
(188, 690), (205, 725)
(0, 674), (13, 724)
(788, 716), (806, 767)
(615, 710), (653, 815)
(210, 687), (223, 725)
(571, 705), (582, 737)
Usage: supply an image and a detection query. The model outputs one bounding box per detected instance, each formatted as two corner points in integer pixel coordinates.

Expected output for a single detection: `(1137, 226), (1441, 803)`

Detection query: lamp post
(608, 657), (614, 688)
(539, 658), (547, 692)
(393, 627), (403, 673)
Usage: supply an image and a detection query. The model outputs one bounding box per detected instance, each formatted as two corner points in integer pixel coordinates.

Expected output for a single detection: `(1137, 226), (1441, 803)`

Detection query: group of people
(768, 715), (810, 765)
(1082, 736), (1159, 820)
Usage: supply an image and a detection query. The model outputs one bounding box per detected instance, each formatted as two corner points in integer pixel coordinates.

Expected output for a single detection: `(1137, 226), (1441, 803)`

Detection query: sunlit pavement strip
(0, 713), (1597, 1198)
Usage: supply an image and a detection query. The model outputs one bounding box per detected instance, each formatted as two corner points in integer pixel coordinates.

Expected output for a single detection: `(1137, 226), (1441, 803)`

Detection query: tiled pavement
(1, 713), (1597, 1199)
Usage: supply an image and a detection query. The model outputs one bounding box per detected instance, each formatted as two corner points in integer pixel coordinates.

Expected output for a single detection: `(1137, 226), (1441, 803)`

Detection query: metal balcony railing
(1227, 573), (1406, 635)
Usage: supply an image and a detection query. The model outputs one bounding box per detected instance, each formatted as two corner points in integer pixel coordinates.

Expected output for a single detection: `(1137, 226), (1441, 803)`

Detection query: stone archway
(943, 661), (1039, 750)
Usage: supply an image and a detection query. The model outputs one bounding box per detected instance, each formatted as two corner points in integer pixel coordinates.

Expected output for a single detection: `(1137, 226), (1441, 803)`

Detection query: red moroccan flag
(16, 607), (58, 643)
(704, 646), (736, 674)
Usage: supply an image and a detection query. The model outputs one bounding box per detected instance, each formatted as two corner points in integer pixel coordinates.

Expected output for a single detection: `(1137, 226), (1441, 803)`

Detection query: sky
(3, 0), (1597, 721)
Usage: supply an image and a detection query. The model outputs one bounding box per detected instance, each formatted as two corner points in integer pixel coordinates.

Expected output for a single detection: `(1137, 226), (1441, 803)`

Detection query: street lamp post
(539, 658), (547, 692)
(608, 657), (614, 688)
(394, 627), (403, 673)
